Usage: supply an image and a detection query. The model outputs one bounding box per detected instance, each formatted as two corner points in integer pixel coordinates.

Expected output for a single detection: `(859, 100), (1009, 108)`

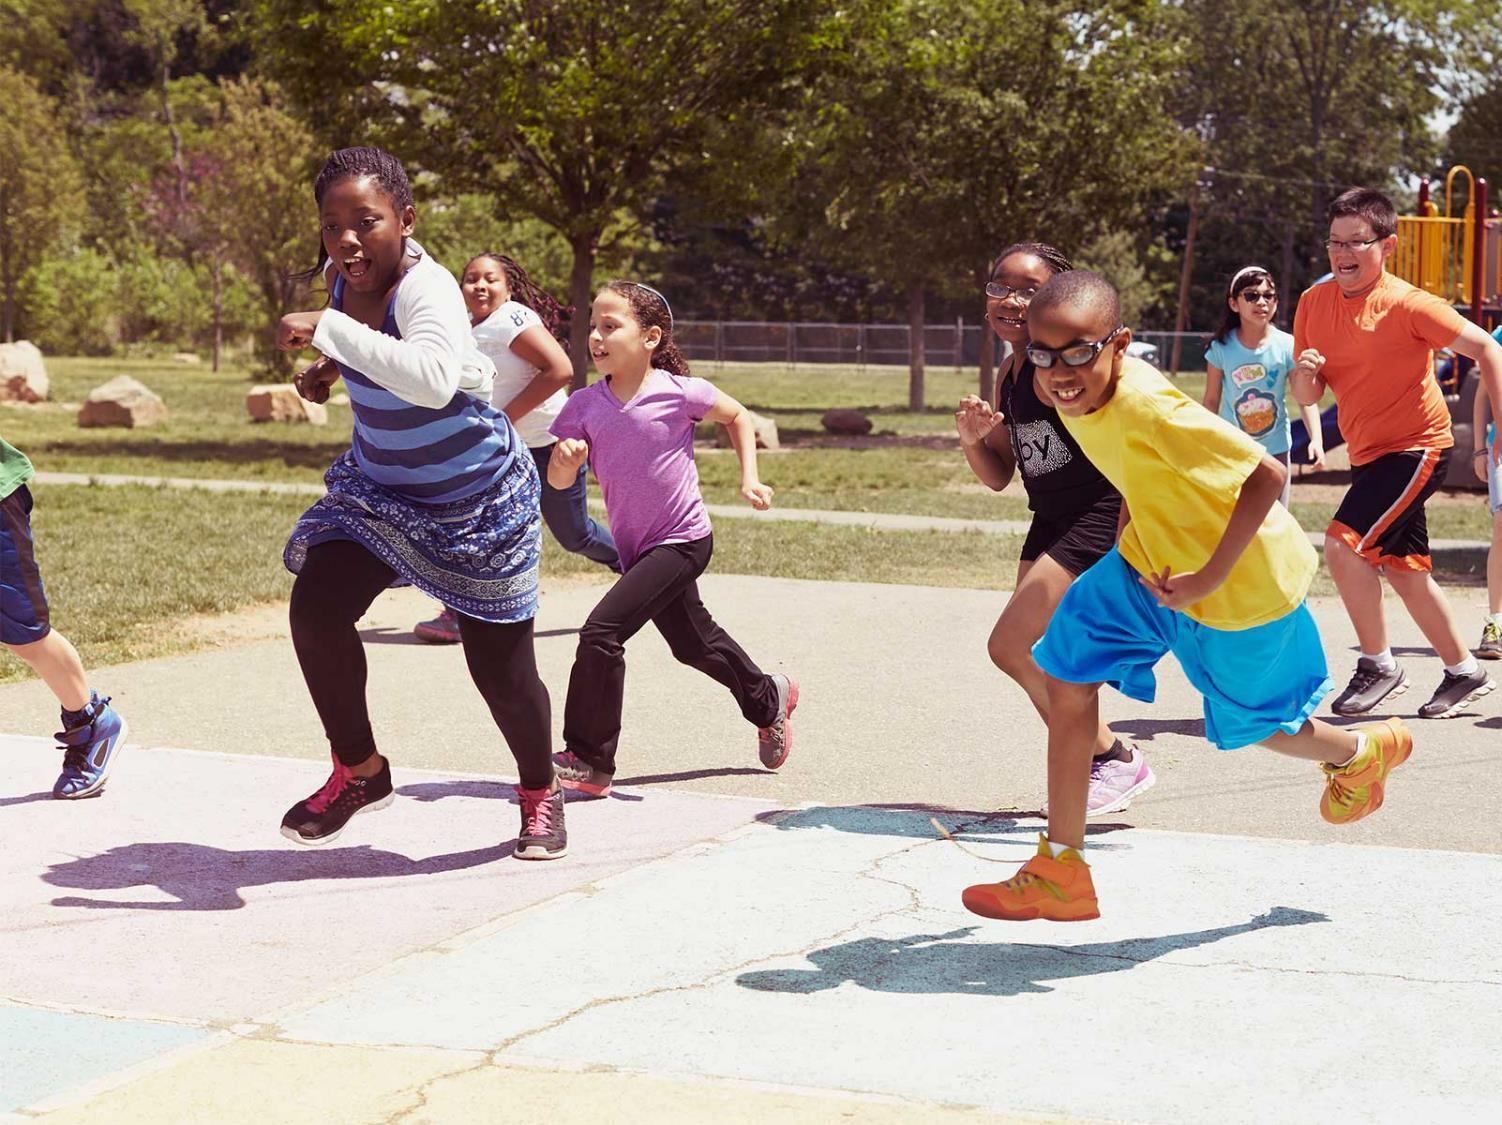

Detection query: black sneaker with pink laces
(280, 754), (395, 846)
(515, 783), (567, 860)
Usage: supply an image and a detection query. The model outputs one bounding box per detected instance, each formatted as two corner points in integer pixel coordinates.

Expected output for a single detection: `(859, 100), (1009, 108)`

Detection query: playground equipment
(1393, 165), (1499, 334)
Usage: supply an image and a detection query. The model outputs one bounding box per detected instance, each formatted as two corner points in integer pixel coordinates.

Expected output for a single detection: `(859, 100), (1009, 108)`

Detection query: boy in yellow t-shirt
(960, 272), (1414, 923)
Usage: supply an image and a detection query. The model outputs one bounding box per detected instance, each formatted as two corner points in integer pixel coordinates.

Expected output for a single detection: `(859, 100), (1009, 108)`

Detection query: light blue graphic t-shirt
(1205, 325), (1295, 455)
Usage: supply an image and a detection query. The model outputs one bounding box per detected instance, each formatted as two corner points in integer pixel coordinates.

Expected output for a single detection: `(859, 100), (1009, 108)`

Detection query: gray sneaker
(1330, 659), (1408, 716)
(756, 674), (799, 769)
(1417, 668), (1495, 719)
(1478, 621), (1502, 660)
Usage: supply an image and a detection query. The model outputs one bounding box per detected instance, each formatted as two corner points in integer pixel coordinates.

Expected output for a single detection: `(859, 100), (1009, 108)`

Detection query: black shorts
(1, 485), (52, 645)
(1329, 448), (1448, 572)
(1019, 490), (1122, 577)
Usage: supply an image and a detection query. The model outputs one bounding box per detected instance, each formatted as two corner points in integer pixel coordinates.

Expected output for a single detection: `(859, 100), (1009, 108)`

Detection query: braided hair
(992, 241), (1073, 278)
(605, 280), (689, 377)
(295, 146), (418, 287)
(467, 253), (572, 344)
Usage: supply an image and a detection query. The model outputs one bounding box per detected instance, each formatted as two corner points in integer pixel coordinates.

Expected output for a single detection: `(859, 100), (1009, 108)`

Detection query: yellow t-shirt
(1059, 357), (1316, 630)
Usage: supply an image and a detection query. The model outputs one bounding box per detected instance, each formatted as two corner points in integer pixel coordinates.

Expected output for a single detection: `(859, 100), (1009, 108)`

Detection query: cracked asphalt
(2, 575), (1500, 1122)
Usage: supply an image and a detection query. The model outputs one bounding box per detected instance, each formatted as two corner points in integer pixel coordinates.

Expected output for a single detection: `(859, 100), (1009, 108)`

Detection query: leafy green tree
(1447, 81), (1502, 185)
(774, 0), (1195, 407)
(0, 67), (85, 341)
(248, 0), (831, 383)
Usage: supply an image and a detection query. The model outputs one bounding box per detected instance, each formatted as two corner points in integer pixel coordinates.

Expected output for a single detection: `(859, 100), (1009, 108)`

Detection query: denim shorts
(1, 485), (52, 645)
(1033, 548), (1331, 750)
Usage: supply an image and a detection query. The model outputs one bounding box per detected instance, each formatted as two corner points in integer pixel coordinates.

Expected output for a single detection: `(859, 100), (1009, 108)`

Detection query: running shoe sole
(53, 717), (130, 801)
(515, 841), (568, 860)
(413, 623), (461, 644)
(279, 791), (395, 847)
(1419, 677), (1496, 719)
(555, 774), (611, 798)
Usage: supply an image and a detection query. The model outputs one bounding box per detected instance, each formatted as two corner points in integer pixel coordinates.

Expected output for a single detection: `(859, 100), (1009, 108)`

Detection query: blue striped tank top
(331, 272), (518, 504)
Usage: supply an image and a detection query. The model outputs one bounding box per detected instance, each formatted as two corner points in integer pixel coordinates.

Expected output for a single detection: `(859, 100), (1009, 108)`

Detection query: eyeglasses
(1324, 237), (1383, 253)
(1026, 326), (1123, 369)
(1238, 289), (1277, 304)
(984, 282), (1039, 302)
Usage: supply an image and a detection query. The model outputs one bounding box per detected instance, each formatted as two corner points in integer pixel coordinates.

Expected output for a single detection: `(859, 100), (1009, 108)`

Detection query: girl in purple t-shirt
(546, 281), (798, 796)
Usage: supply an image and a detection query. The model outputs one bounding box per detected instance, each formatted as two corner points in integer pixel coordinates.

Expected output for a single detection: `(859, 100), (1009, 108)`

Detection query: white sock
(1488, 613), (1501, 626)
(1046, 839), (1074, 858)
(1331, 732), (1367, 769)
(1446, 655), (1480, 678)
(1360, 649), (1396, 672)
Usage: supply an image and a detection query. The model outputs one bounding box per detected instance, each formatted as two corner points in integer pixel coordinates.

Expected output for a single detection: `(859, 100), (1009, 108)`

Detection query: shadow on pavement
(396, 779), (645, 804)
(0, 792), (55, 808)
(736, 907), (1328, 996)
(42, 840), (511, 911)
(755, 804), (1132, 842)
(1111, 716), (1206, 741)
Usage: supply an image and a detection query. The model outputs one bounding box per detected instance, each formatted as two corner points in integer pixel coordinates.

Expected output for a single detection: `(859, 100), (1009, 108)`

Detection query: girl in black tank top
(953, 242), (1150, 824)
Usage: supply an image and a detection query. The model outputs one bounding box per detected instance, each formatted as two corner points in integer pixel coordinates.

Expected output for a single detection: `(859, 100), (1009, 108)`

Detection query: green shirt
(0, 438), (35, 500)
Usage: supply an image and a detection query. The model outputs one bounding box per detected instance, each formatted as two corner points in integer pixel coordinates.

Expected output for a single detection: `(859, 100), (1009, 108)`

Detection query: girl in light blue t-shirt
(1203, 265), (1325, 505)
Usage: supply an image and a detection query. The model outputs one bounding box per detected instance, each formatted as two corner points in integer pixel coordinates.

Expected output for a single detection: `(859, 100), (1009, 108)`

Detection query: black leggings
(289, 539), (553, 789)
(562, 535), (778, 775)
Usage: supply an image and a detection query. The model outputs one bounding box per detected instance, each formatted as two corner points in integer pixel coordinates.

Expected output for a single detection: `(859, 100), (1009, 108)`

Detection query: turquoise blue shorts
(1033, 549), (1331, 750)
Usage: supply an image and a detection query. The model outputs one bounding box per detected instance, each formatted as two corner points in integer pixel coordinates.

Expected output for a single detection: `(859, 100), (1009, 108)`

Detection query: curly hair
(992, 241), (1073, 277)
(604, 280), (689, 377)
(466, 253), (572, 344)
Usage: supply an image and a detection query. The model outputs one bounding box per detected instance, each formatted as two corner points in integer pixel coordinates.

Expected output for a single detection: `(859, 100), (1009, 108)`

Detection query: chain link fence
(675, 320), (1213, 369)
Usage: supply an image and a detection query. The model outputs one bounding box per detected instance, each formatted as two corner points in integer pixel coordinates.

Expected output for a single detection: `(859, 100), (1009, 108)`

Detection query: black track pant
(561, 535), (777, 775)
(289, 540), (553, 789)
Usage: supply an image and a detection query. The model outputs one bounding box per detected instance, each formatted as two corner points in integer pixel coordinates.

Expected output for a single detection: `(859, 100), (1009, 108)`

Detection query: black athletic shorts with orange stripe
(1328, 448), (1449, 572)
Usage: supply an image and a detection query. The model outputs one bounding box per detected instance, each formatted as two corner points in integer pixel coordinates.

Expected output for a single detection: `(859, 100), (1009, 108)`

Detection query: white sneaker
(1042, 745), (1156, 818)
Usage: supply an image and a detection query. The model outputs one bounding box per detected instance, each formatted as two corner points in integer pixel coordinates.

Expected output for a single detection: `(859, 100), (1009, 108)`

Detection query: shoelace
(1486, 623), (1501, 644)
(1346, 667), (1384, 694)
(521, 791), (554, 835)
(759, 717), (785, 747)
(59, 747), (89, 774)
(307, 762), (354, 814)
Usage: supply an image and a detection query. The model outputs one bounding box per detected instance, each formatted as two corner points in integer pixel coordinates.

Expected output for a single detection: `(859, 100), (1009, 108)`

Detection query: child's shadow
(43, 840), (510, 912)
(736, 907), (1327, 997)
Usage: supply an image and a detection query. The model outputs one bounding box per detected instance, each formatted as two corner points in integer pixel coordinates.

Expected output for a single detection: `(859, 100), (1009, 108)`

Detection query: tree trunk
(158, 41), (189, 208)
(566, 232), (598, 389)
(1278, 224), (1296, 329)
(907, 281), (925, 412)
(211, 257), (224, 372)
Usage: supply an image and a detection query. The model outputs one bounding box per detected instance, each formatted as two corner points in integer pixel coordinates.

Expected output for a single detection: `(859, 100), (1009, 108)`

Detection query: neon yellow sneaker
(1320, 718), (1413, 825)
(961, 835), (1100, 922)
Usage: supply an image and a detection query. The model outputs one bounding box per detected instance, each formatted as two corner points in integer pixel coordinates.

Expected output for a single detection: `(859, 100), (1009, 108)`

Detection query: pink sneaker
(1041, 744), (1156, 819)
(414, 606), (461, 644)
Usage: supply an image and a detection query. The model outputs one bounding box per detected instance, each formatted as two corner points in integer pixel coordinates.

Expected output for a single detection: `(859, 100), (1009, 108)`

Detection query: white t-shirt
(472, 301), (567, 448)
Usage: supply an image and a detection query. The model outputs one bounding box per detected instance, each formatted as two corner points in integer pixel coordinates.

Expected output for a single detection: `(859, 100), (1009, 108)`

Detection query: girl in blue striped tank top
(273, 147), (566, 860)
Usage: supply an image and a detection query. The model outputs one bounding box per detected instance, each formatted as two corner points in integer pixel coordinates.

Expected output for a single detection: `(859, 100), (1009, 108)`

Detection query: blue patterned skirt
(284, 451), (541, 623)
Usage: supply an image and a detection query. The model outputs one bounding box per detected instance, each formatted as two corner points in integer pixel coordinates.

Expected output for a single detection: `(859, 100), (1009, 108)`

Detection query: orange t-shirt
(1292, 273), (1464, 465)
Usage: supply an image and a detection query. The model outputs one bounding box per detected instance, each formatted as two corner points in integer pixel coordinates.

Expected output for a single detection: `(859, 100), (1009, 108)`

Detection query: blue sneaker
(52, 693), (129, 800)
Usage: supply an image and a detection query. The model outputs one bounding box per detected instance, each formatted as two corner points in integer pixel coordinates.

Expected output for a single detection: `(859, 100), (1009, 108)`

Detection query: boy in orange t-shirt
(1293, 187), (1502, 719)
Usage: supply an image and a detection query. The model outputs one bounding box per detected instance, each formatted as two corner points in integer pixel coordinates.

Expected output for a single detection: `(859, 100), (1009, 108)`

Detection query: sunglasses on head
(1026, 326), (1123, 369)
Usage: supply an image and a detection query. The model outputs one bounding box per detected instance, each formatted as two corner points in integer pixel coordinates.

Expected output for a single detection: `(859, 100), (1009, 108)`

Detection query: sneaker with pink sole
(1042, 744), (1156, 819)
(414, 606), (462, 645)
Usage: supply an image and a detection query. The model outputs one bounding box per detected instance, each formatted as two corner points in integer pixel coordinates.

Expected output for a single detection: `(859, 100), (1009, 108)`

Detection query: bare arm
(1202, 364), (1223, 414)
(1290, 349), (1326, 406)
(955, 394), (1017, 490)
(704, 390), (773, 509)
(1140, 453), (1287, 611)
(548, 439), (589, 490)
(1451, 323), (1502, 470)
(500, 325), (573, 423)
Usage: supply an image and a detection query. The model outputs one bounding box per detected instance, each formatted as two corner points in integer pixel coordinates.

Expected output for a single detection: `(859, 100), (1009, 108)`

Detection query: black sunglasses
(1238, 289), (1277, 304)
(1026, 326), (1123, 369)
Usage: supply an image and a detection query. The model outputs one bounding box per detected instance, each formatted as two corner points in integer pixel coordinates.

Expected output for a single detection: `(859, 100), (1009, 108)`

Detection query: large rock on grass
(820, 408), (873, 435)
(714, 409), (779, 450)
(77, 375), (167, 428)
(247, 384), (328, 425)
(0, 340), (49, 402)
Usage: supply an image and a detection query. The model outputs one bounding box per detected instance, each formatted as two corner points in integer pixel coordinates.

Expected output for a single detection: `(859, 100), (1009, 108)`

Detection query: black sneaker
(515, 783), (567, 860)
(1477, 621), (1502, 660)
(1330, 659), (1408, 716)
(280, 755), (394, 846)
(1417, 668), (1496, 719)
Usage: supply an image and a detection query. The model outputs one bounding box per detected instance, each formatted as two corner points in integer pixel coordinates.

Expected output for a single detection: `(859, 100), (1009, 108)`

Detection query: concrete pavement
(3, 574), (1501, 1121)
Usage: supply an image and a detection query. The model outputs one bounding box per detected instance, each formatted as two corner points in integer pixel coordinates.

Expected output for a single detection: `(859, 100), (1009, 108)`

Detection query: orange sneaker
(961, 835), (1100, 922)
(1320, 717), (1413, 825)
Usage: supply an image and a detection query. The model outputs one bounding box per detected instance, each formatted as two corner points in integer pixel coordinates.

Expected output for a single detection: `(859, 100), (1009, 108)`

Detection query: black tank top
(999, 357), (1116, 516)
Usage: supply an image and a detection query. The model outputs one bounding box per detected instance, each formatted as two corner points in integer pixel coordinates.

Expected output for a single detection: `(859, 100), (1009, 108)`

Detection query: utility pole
(1170, 173), (1204, 376)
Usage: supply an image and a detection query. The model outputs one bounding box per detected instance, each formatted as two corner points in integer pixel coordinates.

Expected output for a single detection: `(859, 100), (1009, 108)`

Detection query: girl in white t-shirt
(414, 253), (619, 642)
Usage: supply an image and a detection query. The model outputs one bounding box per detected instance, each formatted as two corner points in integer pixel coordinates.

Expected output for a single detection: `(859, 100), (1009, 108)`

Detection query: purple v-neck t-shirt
(550, 369), (718, 571)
